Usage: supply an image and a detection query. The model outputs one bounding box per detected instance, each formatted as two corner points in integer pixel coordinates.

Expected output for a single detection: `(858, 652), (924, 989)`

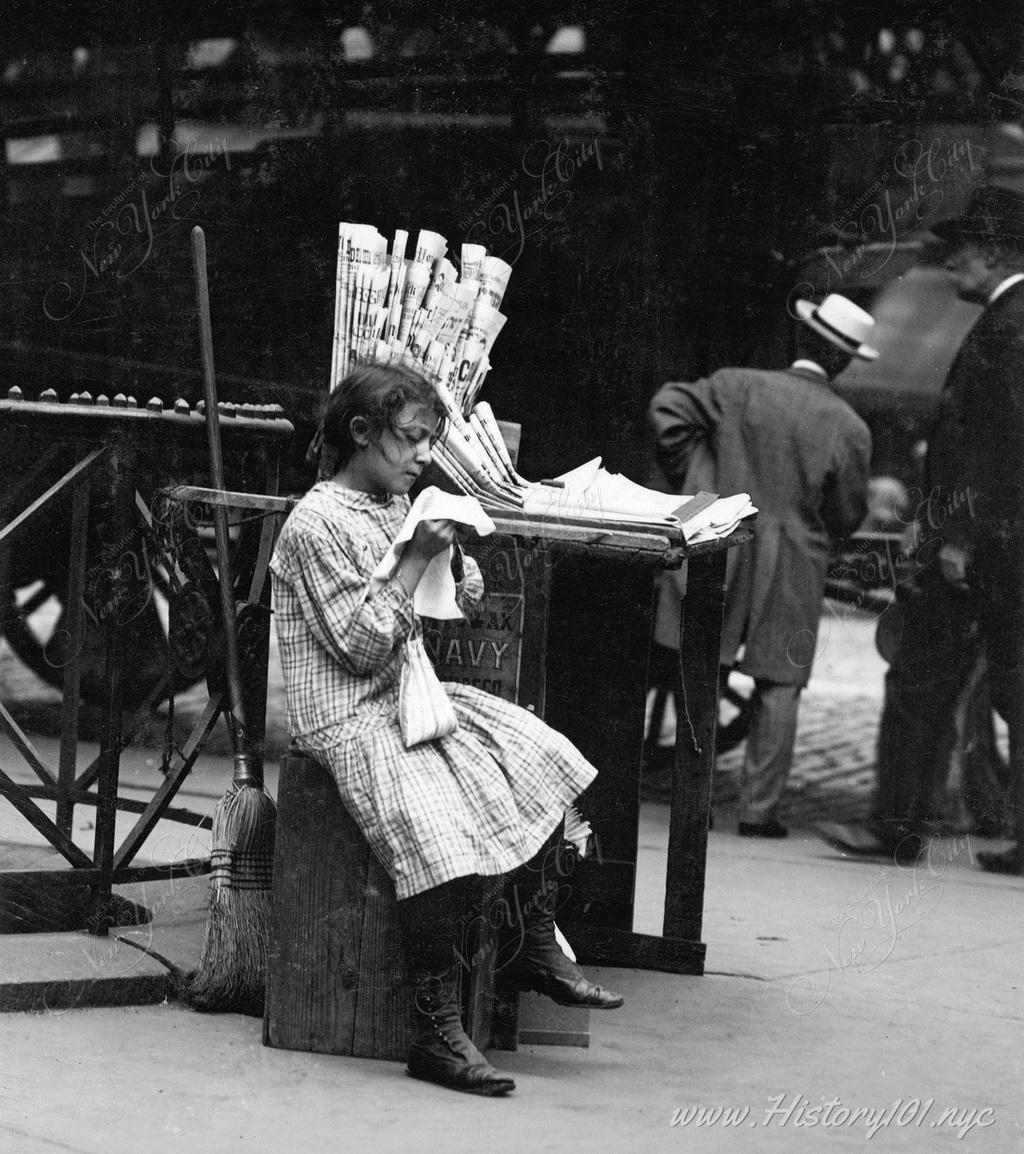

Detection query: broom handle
(190, 225), (259, 787)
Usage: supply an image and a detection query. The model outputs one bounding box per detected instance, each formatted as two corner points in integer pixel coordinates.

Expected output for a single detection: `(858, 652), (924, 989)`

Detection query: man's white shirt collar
(989, 273), (1024, 303)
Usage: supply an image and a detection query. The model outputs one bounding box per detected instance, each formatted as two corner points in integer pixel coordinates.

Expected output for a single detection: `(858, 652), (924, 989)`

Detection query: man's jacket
(650, 365), (871, 685)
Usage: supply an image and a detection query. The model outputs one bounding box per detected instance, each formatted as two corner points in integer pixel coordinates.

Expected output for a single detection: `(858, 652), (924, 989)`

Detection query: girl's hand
(393, 520), (458, 600)
(407, 518), (458, 560)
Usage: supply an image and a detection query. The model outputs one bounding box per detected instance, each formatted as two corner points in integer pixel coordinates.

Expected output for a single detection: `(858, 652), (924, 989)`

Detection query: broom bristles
(210, 780), (276, 859)
(184, 781), (276, 1016)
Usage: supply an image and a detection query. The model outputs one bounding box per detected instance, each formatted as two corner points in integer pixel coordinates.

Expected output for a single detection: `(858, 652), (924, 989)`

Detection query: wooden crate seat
(263, 749), (508, 1059)
(263, 749), (414, 1059)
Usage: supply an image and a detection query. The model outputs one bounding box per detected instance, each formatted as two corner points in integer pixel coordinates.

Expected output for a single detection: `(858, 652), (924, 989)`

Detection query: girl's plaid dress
(269, 481), (597, 899)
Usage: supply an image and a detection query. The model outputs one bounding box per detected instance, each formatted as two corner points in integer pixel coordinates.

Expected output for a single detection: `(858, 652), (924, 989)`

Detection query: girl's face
(348, 402), (439, 496)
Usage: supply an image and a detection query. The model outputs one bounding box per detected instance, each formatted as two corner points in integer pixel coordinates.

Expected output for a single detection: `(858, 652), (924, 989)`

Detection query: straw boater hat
(794, 293), (879, 361)
(928, 184), (1024, 248)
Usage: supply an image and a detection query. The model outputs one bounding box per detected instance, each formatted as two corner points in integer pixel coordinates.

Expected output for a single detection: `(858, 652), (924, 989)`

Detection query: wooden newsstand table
(428, 509), (754, 980)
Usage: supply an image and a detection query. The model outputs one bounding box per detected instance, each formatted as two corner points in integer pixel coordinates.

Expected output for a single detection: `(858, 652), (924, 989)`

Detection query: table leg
(663, 549), (726, 946)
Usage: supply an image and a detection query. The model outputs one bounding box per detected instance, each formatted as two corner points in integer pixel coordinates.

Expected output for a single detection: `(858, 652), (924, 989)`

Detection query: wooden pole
(190, 225), (254, 780)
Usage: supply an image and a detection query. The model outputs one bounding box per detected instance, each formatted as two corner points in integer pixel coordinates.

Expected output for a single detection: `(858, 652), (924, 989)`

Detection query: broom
(185, 224), (276, 1015)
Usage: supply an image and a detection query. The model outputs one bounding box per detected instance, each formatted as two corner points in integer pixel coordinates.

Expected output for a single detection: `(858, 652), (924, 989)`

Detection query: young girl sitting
(269, 363), (622, 1097)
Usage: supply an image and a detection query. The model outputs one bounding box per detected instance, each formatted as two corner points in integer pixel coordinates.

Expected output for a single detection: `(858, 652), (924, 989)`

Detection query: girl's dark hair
(320, 363), (446, 465)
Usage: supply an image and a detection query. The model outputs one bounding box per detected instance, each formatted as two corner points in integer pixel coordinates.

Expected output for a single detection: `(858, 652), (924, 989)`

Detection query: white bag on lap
(398, 633), (458, 747)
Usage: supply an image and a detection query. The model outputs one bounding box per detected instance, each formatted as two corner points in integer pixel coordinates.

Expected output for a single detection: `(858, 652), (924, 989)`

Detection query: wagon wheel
(1, 568), (180, 711)
(716, 667), (758, 753)
(0, 491), (226, 711)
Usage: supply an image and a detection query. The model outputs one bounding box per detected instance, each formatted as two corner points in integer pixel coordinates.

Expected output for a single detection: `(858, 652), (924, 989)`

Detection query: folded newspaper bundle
(328, 223), (755, 541)
(522, 457), (757, 544)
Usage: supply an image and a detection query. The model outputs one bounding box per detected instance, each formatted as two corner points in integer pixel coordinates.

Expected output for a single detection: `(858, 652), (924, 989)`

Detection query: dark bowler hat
(929, 184), (1024, 246)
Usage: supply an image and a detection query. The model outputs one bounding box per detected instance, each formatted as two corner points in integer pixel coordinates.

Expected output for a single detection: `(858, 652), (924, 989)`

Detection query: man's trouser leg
(871, 574), (978, 839)
(738, 681), (801, 825)
(976, 552), (1024, 872)
(987, 671), (1024, 870)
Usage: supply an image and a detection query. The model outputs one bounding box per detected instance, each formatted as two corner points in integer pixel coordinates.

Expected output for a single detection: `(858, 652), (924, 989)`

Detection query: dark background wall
(2, 1), (1022, 489)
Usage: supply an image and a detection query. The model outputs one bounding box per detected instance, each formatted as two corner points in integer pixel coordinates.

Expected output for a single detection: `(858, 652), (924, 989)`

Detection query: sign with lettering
(425, 536), (550, 710)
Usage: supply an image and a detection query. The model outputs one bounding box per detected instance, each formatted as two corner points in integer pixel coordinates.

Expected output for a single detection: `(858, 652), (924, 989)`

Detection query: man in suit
(857, 186), (1024, 874)
(649, 294), (874, 837)
(816, 186), (1024, 873)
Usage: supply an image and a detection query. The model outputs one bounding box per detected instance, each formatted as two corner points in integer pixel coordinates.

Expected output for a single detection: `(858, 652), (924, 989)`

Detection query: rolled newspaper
(382, 229), (408, 323)
(396, 262), (433, 345)
(463, 356), (492, 414)
(452, 299), (506, 411)
(354, 264), (389, 362)
(479, 254), (512, 309)
(384, 258), (409, 343)
(337, 223), (387, 384)
(413, 229), (448, 269)
(329, 222), (346, 390)
(424, 257), (457, 307)
(460, 243), (488, 290)
(472, 401), (528, 485)
(435, 281), (479, 347)
(469, 409), (519, 488)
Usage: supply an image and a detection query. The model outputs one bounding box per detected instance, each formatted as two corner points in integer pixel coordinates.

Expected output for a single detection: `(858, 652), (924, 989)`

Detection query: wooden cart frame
(0, 396), (291, 933)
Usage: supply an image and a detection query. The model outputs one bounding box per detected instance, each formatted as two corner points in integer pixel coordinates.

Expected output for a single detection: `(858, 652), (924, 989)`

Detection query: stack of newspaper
(521, 458), (757, 544)
(330, 223), (508, 412)
(329, 223), (756, 541)
(330, 222), (517, 502)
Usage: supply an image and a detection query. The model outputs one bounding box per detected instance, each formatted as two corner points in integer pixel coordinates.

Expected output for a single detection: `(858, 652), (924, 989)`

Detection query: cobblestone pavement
(641, 692), (883, 825)
(641, 602), (893, 826)
(713, 693), (881, 825)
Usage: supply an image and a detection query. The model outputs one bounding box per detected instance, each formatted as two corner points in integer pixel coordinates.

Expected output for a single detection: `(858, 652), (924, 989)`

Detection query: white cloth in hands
(370, 486), (495, 619)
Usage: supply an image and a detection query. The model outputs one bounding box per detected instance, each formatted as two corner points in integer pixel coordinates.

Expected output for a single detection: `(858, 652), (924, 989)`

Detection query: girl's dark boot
(504, 838), (625, 1010)
(398, 880), (516, 1097)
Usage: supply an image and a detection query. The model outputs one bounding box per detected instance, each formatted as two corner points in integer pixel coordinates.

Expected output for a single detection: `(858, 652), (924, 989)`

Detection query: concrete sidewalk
(1, 810), (1021, 1154)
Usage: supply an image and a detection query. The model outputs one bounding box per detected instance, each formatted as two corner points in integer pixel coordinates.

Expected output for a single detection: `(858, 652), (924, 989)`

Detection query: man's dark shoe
(977, 847), (1022, 876)
(407, 973), (515, 1096)
(814, 821), (922, 865)
(890, 831), (925, 866)
(738, 819), (789, 839)
(814, 821), (888, 855)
